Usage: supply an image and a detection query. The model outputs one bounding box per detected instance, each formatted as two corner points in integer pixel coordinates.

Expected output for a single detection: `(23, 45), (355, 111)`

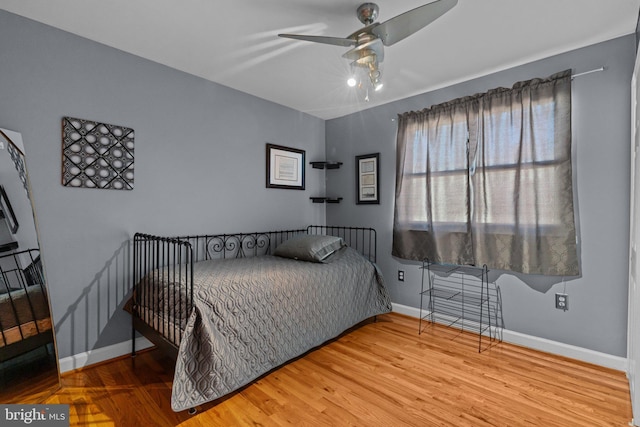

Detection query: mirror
(0, 129), (59, 403)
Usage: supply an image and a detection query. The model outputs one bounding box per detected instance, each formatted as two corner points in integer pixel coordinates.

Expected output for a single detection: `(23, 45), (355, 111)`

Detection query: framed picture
(62, 117), (135, 190)
(356, 153), (380, 204)
(266, 143), (305, 190)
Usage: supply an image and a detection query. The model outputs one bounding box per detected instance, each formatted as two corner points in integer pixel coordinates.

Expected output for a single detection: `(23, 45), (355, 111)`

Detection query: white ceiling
(1, 0), (639, 120)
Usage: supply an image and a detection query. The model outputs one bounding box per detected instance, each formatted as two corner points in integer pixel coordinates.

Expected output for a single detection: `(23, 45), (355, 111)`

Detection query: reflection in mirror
(0, 129), (59, 403)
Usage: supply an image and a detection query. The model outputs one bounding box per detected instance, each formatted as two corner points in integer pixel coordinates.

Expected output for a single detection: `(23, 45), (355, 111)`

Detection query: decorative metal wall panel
(62, 117), (134, 190)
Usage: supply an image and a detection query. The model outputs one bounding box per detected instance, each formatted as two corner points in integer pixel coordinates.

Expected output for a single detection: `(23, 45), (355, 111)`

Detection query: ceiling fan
(279, 0), (458, 96)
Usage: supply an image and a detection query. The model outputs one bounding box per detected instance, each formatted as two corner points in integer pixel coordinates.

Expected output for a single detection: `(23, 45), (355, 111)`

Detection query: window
(393, 70), (579, 276)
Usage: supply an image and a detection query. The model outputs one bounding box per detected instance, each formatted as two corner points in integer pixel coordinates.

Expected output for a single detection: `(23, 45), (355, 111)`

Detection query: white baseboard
(59, 306), (627, 374)
(392, 303), (627, 372)
(59, 337), (154, 373)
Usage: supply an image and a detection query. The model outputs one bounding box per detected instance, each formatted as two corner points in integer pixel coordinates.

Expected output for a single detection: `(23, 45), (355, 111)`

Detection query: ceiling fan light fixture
(371, 75), (383, 91)
(368, 66), (383, 91)
(279, 0), (459, 97)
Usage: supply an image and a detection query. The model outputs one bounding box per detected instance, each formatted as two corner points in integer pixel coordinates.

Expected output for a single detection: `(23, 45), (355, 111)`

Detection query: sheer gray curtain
(393, 70), (579, 275)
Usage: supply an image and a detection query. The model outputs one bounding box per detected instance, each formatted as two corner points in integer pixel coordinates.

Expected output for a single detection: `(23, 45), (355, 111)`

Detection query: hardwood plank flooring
(44, 313), (632, 426)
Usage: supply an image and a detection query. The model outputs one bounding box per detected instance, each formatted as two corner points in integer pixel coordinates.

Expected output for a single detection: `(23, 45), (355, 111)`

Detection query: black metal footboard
(130, 226), (378, 357)
(131, 233), (193, 357)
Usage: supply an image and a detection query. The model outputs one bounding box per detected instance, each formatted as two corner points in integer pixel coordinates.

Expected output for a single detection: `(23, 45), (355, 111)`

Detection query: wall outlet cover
(555, 293), (568, 310)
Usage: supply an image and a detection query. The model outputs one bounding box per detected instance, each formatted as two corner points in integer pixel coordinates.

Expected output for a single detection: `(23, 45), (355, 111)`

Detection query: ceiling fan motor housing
(357, 3), (379, 25)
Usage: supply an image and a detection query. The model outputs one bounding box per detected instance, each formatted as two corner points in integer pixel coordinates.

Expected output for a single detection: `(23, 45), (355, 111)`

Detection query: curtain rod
(572, 67), (605, 79)
(392, 67), (606, 121)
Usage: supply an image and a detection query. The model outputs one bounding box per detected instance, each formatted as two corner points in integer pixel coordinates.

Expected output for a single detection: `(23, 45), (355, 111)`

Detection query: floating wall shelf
(310, 197), (343, 204)
(309, 161), (343, 170)
(310, 161), (343, 203)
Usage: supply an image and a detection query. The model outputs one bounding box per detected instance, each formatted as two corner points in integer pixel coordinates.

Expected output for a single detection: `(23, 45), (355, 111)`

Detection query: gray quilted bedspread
(161, 247), (391, 411)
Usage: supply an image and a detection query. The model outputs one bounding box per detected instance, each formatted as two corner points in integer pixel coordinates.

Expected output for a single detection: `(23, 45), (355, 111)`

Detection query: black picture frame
(266, 143), (305, 190)
(356, 153), (380, 204)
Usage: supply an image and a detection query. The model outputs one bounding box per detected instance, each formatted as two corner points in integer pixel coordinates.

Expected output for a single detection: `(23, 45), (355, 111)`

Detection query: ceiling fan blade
(371, 0), (458, 46)
(278, 33), (357, 47)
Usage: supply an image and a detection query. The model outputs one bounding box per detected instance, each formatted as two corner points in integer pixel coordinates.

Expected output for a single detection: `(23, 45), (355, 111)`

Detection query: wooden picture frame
(266, 143), (305, 190)
(356, 153), (380, 204)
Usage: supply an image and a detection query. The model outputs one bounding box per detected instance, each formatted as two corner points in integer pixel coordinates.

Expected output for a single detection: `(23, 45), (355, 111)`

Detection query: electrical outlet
(398, 270), (404, 282)
(555, 293), (568, 311)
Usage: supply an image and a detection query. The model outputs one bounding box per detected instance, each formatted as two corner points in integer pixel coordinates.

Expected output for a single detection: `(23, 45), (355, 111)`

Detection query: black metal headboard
(175, 229), (305, 262)
(159, 225), (377, 264)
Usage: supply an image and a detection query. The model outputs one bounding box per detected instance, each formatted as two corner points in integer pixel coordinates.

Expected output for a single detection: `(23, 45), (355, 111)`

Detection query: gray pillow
(274, 235), (345, 263)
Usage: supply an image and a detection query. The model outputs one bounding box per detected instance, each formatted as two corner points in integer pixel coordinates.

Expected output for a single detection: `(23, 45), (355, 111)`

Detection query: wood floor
(45, 313), (632, 426)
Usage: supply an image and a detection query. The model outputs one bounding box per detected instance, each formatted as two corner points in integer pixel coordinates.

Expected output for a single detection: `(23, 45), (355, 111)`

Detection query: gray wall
(0, 11), (326, 359)
(326, 35), (635, 357)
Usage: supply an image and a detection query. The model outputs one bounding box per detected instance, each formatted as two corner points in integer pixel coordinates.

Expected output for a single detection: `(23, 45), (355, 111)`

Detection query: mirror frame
(0, 128), (60, 403)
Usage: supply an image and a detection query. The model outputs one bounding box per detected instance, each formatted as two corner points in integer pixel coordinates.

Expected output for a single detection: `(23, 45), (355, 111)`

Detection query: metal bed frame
(130, 225), (377, 359)
(0, 248), (52, 362)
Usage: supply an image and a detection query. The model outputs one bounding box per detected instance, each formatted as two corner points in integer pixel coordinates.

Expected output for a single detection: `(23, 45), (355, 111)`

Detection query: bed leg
(131, 307), (136, 358)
